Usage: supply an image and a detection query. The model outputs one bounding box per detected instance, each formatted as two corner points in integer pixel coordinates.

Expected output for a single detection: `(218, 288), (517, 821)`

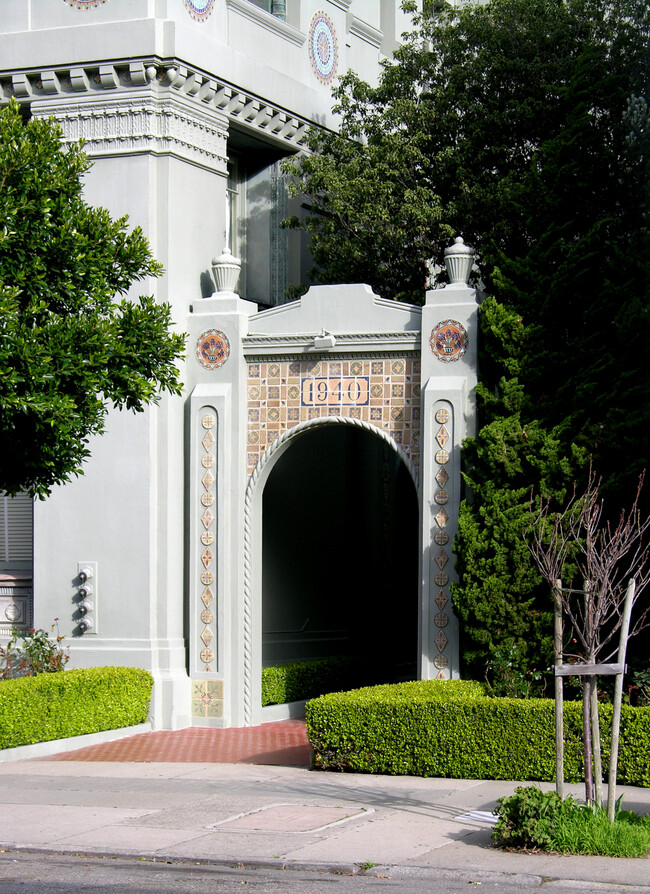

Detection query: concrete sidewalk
(0, 757), (649, 889)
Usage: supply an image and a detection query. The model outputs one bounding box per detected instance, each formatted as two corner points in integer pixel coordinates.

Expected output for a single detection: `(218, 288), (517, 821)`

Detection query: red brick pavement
(41, 720), (312, 766)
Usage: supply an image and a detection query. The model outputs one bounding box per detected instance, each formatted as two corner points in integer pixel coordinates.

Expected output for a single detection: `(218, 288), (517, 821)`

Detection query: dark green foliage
(493, 786), (577, 850)
(287, 0), (650, 681)
(0, 101), (186, 497)
(261, 657), (356, 706)
(306, 682), (650, 786)
(0, 666), (153, 749)
(494, 786), (650, 856)
(452, 300), (588, 686)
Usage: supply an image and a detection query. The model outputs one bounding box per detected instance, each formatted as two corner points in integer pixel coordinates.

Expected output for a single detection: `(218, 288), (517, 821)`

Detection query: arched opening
(261, 423), (418, 689)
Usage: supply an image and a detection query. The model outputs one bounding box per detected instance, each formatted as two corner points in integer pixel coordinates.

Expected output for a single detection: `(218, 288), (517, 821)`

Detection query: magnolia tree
(0, 101), (185, 498)
(528, 470), (650, 817)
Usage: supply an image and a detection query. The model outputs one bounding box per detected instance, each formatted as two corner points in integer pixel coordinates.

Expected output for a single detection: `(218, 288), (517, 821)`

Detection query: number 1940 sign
(301, 376), (369, 407)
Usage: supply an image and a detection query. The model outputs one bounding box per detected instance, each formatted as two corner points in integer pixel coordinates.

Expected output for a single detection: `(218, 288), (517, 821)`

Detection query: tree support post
(607, 578), (636, 822)
(553, 579), (564, 799)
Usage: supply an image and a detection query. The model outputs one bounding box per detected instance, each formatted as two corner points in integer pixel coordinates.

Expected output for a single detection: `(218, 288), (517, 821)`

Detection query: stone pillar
(187, 293), (258, 727)
(419, 239), (481, 680)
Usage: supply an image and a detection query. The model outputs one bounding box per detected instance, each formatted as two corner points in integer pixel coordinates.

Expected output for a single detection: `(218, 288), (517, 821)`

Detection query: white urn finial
(444, 236), (475, 285)
(211, 247), (241, 296)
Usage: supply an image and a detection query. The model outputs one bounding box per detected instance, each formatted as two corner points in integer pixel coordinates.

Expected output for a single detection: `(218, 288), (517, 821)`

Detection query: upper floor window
(248, 0), (286, 20)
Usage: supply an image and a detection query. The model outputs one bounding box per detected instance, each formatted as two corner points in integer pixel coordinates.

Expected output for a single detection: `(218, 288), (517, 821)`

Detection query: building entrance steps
(39, 720), (311, 766)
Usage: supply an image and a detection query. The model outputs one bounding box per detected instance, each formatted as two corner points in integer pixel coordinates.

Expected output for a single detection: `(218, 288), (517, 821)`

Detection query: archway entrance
(261, 423), (418, 688)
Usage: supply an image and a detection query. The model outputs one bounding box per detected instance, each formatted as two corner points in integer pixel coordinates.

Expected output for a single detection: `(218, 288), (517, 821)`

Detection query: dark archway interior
(262, 424), (418, 687)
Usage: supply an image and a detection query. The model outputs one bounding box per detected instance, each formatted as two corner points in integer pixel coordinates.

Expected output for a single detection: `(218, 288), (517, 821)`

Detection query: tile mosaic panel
(246, 358), (421, 477)
(192, 680), (223, 719)
(432, 401), (453, 676)
(198, 408), (218, 675)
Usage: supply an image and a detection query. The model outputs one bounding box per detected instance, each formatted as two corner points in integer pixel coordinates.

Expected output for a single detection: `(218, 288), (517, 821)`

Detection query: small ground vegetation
(493, 785), (650, 857)
(0, 621), (69, 678)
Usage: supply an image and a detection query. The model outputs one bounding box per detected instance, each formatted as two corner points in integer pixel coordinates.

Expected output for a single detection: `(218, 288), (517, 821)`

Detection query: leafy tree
(286, 0), (650, 683)
(0, 101), (185, 498)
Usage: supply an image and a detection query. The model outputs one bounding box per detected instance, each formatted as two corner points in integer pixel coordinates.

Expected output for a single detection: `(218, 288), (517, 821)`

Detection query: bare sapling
(528, 468), (650, 813)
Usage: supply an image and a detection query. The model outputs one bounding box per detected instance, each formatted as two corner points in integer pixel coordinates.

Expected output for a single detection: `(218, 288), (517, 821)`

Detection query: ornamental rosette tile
(430, 320), (469, 363)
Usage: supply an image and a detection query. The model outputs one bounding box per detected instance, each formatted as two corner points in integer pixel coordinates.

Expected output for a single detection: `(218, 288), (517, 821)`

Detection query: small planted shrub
(0, 621), (69, 678)
(492, 786), (577, 849)
(493, 786), (650, 857)
(0, 666), (153, 749)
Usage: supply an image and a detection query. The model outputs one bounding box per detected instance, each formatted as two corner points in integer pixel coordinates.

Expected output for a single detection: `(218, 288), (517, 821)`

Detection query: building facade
(1, 0), (480, 730)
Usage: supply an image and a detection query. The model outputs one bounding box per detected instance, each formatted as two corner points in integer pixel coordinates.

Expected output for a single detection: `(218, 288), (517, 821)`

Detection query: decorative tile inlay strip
(246, 357), (421, 477)
(433, 402), (453, 675)
(198, 409), (218, 675)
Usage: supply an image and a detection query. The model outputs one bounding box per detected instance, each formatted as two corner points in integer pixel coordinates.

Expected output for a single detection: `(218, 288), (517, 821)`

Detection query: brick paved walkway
(42, 720), (312, 766)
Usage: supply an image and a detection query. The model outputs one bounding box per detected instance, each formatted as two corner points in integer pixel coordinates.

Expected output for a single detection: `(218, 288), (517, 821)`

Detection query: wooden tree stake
(607, 578), (636, 821)
(553, 579), (564, 799)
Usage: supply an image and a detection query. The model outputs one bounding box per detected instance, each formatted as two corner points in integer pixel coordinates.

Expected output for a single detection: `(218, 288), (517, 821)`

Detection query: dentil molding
(1, 60), (311, 153)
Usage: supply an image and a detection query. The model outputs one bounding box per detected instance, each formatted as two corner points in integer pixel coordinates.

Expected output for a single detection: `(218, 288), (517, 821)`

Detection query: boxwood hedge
(305, 681), (650, 786)
(0, 666), (153, 750)
(262, 656), (356, 706)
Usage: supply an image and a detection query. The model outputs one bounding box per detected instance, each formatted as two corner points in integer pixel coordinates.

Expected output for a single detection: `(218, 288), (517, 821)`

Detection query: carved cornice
(243, 331), (421, 357)
(32, 91), (229, 173)
(0, 59), (312, 151)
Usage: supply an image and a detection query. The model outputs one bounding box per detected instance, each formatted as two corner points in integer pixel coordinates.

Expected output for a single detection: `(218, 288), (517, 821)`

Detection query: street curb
(3, 844), (650, 890)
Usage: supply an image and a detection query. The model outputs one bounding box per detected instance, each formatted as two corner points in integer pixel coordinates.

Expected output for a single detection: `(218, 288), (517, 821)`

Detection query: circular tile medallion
(183, 0), (214, 22)
(430, 320), (469, 363)
(196, 329), (231, 370)
(62, 0), (108, 7)
(309, 12), (338, 83)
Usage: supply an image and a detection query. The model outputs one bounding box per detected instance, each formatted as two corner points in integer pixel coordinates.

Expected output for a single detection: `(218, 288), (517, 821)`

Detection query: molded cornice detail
(1, 60), (311, 151)
(31, 91), (229, 173)
(347, 15), (383, 49)
(243, 332), (421, 356)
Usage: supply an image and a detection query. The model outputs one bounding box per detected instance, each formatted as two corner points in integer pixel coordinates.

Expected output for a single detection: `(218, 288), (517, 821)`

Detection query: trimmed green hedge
(0, 666), (153, 750)
(262, 657), (357, 706)
(306, 681), (650, 787)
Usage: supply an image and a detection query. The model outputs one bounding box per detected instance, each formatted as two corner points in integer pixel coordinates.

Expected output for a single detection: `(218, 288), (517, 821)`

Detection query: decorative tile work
(192, 680), (223, 719)
(309, 12), (338, 83)
(183, 0), (215, 22)
(246, 358), (421, 477)
(196, 330), (231, 370)
(433, 402), (453, 675)
(430, 320), (469, 363)
(62, 0), (108, 8)
(198, 409), (217, 674)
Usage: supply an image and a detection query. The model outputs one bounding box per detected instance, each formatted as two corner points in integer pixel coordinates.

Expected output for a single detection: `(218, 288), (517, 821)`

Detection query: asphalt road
(0, 852), (648, 894)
